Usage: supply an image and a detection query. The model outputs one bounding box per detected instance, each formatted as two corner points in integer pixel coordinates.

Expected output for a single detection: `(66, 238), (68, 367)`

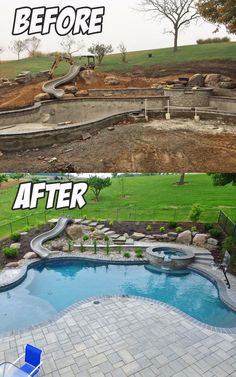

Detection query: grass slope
(0, 174), (235, 239)
(0, 42), (235, 78)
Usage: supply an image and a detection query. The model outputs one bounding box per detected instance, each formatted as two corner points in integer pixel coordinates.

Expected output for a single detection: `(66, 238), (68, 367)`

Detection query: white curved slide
(42, 65), (84, 99)
(30, 217), (74, 258)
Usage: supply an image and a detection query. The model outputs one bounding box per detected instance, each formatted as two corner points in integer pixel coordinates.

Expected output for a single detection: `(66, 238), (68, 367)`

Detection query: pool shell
(146, 245), (195, 269)
(1, 255), (236, 336)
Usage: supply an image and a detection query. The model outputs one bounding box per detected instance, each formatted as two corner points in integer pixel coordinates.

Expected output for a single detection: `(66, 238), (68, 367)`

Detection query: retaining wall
(209, 96), (236, 114)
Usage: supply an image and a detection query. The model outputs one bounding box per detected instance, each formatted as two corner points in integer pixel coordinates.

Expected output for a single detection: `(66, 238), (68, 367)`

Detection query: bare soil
(1, 118), (236, 173)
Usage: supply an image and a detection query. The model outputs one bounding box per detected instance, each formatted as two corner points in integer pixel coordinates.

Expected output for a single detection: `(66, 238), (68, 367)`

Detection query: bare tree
(118, 42), (128, 63)
(9, 40), (26, 60)
(137, 0), (199, 52)
(60, 35), (85, 57)
(25, 37), (41, 57)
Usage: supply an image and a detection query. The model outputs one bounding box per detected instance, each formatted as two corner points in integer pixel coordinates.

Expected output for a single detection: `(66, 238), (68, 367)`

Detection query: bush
(118, 247), (122, 254)
(80, 241), (85, 253)
(2, 247), (18, 258)
(204, 223), (214, 232)
(11, 233), (21, 242)
(160, 226), (166, 234)
(93, 240), (97, 254)
(168, 221), (177, 229)
(223, 236), (235, 253)
(208, 228), (222, 238)
(197, 37), (230, 45)
(83, 214), (87, 220)
(106, 241), (110, 255)
(104, 235), (109, 242)
(146, 224), (152, 232)
(135, 248), (144, 258)
(67, 239), (74, 252)
(189, 204), (202, 224)
(83, 235), (89, 241)
(123, 252), (131, 258)
(191, 226), (197, 233)
(109, 220), (114, 226)
(176, 226), (183, 234)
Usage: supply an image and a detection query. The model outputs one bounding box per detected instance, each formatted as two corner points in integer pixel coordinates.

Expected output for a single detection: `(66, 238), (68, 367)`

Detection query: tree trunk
(178, 173), (185, 185)
(173, 28), (178, 52)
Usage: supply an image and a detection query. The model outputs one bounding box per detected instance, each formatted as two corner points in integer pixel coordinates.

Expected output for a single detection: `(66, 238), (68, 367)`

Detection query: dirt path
(1, 119), (236, 172)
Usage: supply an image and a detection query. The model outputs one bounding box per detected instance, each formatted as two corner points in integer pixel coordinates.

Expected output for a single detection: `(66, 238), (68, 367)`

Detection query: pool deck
(1, 256), (236, 376)
(0, 297), (236, 377)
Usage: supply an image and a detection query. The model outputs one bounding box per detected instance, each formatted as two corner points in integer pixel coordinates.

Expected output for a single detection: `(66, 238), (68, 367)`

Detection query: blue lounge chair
(12, 344), (43, 376)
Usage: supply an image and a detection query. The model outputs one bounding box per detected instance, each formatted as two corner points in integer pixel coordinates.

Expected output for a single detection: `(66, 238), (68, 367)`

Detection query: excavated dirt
(1, 118), (236, 172)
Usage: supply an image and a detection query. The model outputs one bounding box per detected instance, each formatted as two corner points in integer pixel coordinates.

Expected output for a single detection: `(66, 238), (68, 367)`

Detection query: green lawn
(0, 174), (235, 239)
(0, 42), (235, 78)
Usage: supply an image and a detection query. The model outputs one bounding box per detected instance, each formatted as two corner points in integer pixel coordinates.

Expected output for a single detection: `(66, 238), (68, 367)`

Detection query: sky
(0, 0), (235, 60)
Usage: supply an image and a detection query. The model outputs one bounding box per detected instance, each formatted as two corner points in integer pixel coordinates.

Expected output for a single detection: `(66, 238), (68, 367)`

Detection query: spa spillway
(146, 246), (195, 269)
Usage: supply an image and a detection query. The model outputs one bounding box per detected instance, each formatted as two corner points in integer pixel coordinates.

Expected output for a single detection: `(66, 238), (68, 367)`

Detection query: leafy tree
(137, 0), (199, 52)
(118, 42), (127, 63)
(210, 173), (236, 186)
(25, 37), (41, 57)
(197, 0), (236, 34)
(0, 174), (8, 188)
(88, 176), (112, 201)
(88, 43), (113, 64)
(60, 35), (85, 57)
(189, 203), (202, 224)
(9, 40), (26, 60)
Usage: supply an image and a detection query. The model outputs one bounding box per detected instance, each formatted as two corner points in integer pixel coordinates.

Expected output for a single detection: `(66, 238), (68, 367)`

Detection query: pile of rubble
(0, 77), (18, 89)
(15, 71), (32, 84)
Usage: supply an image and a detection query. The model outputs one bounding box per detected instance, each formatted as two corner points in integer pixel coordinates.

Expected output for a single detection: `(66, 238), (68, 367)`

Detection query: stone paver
(0, 297), (236, 377)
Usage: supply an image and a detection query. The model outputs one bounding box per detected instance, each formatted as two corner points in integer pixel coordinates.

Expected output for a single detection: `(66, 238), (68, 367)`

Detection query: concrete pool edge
(1, 255), (236, 336)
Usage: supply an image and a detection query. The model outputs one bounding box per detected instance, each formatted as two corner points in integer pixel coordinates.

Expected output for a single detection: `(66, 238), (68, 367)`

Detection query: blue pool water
(0, 260), (236, 333)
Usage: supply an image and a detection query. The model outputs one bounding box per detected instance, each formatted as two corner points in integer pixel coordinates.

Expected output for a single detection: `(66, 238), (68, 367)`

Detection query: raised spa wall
(164, 88), (214, 107)
(146, 246), (195, 269)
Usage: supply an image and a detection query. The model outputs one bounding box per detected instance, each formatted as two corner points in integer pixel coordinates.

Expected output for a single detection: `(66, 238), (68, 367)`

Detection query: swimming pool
(0, 259), (236, 333)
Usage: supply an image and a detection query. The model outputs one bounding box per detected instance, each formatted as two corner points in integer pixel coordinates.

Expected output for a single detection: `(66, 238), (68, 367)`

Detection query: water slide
(42, 64), (84, 99)
(30, 217), (74, 258)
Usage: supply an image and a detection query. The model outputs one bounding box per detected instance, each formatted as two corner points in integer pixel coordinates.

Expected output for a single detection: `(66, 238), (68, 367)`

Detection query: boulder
(220, 75), (232, 83)
(193, 234), (208, 248)
(219, 82), (236, 89)
(66, 225), (85, 240)
(24, 252), (38, 260)
(50, 239), (65, 251)
(168, 232), (178, 238)
(79, 69), (97, 85)
(10, 243), (21, 249)
(187, 74), (204, 88)
(34, 93), (51, 102)
(176, 230), (192, 245)
(6, 262), (20, 268)
(104, 76), (120, 85)
(75, 90), (89, 97)
(131, 232), (146, 241)
(207, 238), (218, 246)
(90, 230), (105, 240)
(213, 88), (236, 97)
(205, 74), (221, 88)
(64, 85), (77, 94)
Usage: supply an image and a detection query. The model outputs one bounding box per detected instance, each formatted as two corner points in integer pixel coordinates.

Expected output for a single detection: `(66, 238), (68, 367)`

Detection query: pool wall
(146, 245), (195, 268)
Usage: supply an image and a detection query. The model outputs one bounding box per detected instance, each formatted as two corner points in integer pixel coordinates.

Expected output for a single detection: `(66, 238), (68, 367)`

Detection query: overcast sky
(0, 0), (235, 60)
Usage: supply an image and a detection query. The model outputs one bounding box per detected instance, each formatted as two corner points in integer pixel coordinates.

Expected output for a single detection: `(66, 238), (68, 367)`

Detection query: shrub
(83, 214), (87, 220)
(11, 233), (21, 242)
(93, 240), (97, 254)
(104, 235), (109, 242)
(118, 247), (122, 254)
(2, 247), (18, 258)
(146, 224), (152, 232)
(176, 226), (183, 234)
(191, 226), (197, 233)
(160, 226), (166, 234)
(67, 239), (74, 252)
(83, 235), (89, 241)
(223, 237), (235, 253)
(135, 248), (144, 258)
(197, 37), (230, 44)
(189, 204), (202, 224)
(208, 228), (222, 238)
(168, 221), (177, 229)
(123, 252), (131, 258)
(80, 240), (85, 253)
(204, 223), (214, 232)
(109, 220), (114, 226)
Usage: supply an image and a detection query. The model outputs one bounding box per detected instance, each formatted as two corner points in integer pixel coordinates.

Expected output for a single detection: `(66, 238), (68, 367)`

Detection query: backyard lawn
(0, 174), (235, 239)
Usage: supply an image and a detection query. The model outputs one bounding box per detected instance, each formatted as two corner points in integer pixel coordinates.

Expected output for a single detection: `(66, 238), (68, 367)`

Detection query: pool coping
(1, 255), (236, 337)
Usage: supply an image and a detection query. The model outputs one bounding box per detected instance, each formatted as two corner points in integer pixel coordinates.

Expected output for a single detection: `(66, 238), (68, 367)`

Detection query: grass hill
(0, 174), (235, 239)
(0, 42), (235, 79)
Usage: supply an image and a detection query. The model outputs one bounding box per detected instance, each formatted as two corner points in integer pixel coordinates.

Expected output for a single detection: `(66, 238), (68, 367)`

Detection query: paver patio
(0, 297), (236, 377)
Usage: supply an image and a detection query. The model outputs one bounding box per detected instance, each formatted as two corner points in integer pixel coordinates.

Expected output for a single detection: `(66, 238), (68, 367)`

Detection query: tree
(0, 174), (8, 189)
(25, 37), (41, 57)
(137, 0), (199, 52)
(210, 173), (236, 186)
(118, 42), (127, 63)
(88, 43), (113, 64)
(197, 0), (236, 34)
(60, 35), (85, 57)
(189, 203), (202, 224)
(88, 176), (112, 201)
(177, 173), (186, 185)
(9, 40), (26, 60)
